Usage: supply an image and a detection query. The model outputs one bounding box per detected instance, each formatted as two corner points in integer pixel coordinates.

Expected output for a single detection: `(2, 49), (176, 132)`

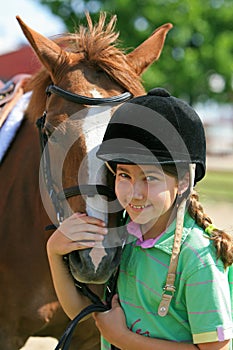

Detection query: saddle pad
(0, 91), (32, 163)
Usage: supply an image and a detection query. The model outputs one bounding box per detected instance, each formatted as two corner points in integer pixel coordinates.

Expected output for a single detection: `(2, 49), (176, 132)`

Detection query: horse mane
(25, 12), (145, 122)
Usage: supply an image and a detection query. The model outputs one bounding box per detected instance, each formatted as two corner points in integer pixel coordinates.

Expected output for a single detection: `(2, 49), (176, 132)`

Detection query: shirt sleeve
(185, 264), (233, 344)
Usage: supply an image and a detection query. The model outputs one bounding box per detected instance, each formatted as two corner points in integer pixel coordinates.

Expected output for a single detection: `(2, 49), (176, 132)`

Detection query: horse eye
(96, 67), (104, 74)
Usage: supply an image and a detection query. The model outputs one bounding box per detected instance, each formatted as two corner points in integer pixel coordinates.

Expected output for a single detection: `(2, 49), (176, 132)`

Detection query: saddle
(0, 74), (31, 128)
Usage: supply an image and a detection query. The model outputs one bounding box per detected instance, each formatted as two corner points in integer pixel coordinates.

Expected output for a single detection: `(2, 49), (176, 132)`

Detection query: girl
(47, 88), (233, 350)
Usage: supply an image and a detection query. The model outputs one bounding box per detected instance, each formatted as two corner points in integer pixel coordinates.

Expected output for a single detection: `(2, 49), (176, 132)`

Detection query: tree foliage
(38, 0), (233, 104)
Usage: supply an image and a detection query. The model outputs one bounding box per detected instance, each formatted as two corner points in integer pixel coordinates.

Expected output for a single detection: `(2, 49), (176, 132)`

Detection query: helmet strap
(105, 161), (116, 176)
(158, 163), (196, 317)
(189, 163), (196, 192)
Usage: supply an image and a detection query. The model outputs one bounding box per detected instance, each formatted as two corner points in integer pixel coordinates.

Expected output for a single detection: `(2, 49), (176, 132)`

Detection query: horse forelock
(53, 12), (145, 96)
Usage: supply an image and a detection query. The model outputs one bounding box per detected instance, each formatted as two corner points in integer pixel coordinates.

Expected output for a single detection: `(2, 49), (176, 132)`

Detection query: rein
(37, 84), (131, 350)
(55, 266), (120, 350)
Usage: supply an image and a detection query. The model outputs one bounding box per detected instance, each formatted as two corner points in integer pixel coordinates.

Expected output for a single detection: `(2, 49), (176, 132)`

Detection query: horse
(0, 13), (172, 349)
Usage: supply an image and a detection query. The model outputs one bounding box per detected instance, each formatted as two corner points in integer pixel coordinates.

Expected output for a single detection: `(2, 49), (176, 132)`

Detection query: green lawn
(196, 170), (233, 203)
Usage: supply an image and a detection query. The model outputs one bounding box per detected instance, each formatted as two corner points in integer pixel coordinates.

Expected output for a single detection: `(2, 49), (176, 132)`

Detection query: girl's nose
(132, 181), (146, 199)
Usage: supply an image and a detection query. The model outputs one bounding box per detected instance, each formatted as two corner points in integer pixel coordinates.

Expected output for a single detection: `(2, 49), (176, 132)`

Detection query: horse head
(17, 13), (172, 284)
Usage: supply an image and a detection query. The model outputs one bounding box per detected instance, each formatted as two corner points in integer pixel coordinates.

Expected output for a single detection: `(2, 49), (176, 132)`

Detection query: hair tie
(205, 224), (216, 235)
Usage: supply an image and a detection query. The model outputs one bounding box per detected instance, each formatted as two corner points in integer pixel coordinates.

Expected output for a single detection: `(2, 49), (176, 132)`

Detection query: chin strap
(157, 197), (186, 317)
(158, 164), (196, 317)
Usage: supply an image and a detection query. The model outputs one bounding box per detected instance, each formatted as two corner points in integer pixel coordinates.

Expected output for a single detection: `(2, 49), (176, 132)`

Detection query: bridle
(37, 84), (132, 225)
(36, 84), (132, 350)
(46, 84), (132, 106)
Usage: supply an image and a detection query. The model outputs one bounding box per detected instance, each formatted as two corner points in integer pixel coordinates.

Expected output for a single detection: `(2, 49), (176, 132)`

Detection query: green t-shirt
(102, 213), (233, 349)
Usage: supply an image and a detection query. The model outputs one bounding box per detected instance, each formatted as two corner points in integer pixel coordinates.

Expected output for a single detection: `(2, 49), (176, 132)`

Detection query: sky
(0, 0), (66, 54)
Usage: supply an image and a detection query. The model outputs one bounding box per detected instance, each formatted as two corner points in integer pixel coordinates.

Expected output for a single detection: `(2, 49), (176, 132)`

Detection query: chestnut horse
(0, 13), (172, 349)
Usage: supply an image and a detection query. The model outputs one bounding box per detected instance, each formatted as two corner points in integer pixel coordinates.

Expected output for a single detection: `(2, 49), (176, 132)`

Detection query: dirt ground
(20, 337), (58, 350)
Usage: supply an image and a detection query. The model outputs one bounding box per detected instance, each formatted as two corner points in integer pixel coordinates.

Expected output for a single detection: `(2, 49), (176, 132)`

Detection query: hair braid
(188, 190), (233, 268)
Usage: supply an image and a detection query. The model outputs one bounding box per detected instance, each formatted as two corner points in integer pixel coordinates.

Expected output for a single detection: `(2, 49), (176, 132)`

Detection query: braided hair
(188, 191), (233, 268)
(163, 164), (233, 268)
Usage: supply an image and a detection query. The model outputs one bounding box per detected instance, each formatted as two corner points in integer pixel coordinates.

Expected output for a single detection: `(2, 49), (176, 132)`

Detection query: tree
(39, 0), (233, 104)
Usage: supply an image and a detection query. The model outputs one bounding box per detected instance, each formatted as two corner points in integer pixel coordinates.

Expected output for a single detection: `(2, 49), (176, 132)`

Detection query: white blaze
(82, 90), (113, 272)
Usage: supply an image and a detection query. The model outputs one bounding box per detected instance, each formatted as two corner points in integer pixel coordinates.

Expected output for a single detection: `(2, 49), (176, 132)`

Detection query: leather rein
(36, 84), (132, 350)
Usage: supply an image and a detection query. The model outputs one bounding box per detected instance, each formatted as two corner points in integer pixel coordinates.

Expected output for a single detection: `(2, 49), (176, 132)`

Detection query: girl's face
(115, 163), (179, 233)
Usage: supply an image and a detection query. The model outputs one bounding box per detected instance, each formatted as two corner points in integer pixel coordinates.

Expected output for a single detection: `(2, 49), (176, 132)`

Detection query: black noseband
(46, 84), (132, 105)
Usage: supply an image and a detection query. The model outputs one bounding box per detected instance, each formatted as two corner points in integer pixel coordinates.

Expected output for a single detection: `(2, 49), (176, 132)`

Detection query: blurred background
(0, 1), (232, 348)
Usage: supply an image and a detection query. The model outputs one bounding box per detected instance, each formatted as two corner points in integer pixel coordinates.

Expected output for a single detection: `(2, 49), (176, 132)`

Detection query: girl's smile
(128, 203), (152, 210)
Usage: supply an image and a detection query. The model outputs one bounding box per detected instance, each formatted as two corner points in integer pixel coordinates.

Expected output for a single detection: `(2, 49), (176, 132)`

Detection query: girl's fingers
(59, 224), (107, 239)
(53, 213), (108, 251)
(67, 221), (107, 234)
(71, 241), (96, 250)
(81, 223), (108, 234)
(59, 215), (107, 239)
(67, 231), (106, 242)
(73, 212), (86, 218)
(73, 213), (106, 227)
(111, 294), (120, 308)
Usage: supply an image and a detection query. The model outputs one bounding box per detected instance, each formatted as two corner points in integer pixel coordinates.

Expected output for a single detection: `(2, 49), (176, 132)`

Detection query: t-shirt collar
(127, 220), (166, 248)
(126, 213), (195, 251)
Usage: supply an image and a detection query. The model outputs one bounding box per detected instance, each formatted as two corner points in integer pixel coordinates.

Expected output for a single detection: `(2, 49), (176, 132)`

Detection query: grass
(196, 170), (233, 203)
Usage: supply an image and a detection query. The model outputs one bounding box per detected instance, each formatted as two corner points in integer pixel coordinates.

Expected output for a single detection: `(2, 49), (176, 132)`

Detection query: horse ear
(127, 23), (173, 75)
(16, 16), (65, 78)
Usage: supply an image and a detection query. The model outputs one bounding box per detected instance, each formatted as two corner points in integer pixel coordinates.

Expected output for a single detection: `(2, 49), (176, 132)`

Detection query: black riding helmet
(97, 88), (206, 183)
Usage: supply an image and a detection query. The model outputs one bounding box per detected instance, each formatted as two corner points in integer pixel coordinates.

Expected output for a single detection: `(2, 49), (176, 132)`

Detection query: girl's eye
(145, 175), (159, 182)
(117, 172), (130, 179)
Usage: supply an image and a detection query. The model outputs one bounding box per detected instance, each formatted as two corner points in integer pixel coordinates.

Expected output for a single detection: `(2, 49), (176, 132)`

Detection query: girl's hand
(47, 213), (108, 256)
(93, 294), (129, 347)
